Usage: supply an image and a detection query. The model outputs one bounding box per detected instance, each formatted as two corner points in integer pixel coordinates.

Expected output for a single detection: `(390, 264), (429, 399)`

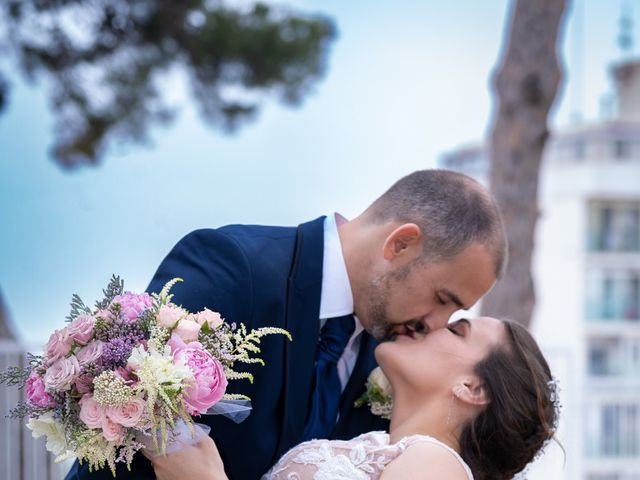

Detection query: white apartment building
(442, 59), (640, 480)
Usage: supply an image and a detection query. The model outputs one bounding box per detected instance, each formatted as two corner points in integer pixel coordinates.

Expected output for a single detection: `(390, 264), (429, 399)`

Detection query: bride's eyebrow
(455, 318), (472, 331)
(440, 288), (466, 309)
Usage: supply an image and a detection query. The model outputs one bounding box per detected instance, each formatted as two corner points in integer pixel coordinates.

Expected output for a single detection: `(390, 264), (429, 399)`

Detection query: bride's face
(375, 316), (506, 398)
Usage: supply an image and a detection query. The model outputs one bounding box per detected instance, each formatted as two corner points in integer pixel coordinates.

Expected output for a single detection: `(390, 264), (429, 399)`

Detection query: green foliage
(66, 294), (93, 322)
(95, 275), (124, 310)
(0, 364), (31, 388)
(0, 352), (43, 388)
(0, 0), (336, 168)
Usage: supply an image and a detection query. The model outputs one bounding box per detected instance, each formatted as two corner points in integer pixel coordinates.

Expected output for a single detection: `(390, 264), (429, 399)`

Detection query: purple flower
(102, 335), (139, 368)
(111, 292), (152, 323)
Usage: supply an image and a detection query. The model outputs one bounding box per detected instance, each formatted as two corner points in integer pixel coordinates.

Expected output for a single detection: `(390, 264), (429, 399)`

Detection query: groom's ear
(453, 379), (490, 407)
(382, 223), (422, 260)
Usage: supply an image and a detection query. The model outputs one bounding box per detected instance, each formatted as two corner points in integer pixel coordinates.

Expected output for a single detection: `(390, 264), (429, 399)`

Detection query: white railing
(0, 340), (70, 480)
(583, 392), (640, 479)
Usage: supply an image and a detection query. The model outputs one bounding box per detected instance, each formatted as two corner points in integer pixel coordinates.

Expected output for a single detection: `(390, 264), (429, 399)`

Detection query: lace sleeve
(262, 443), (333, 480)
(262, 441), (383, 480)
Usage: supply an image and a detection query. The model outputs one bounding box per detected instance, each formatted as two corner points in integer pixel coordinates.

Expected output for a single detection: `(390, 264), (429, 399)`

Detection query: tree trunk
(0, 287), (15, 340)
(480, 0), (568, 327)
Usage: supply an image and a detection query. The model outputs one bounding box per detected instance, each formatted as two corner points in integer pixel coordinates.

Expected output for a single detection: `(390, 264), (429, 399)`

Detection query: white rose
(174, 318), (201, 342)
(368, 367), (393, 397)
(195, 308), (224, 329)
(157, 304), (187, 328)
(27, 412), (68, 455)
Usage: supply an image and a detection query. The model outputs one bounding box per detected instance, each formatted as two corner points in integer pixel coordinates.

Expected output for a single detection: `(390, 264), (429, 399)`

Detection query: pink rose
(76, 340), (104, 367)
(157, 304), (187, 328)
(168, 334), (227, 415)
(25, 371), (55, 408)
(111, 292), (152, 323)
(44, 328), (72, 364)
(79, 394), (105, 429)
(67, 314), (96, 345)
(106, 397), (146, 427)
(101, 417), (125, 442)
(114, 367), (139, 387)
(96, 308), (114, 321)
(174, 318), (201, 342)
(195, 308), (224, 330)
(44, 355), (80, 392)
(74, 375), (94, 395)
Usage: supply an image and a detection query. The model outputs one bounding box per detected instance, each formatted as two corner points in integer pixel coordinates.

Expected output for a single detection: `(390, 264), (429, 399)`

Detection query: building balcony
(583, 394), (640, 460)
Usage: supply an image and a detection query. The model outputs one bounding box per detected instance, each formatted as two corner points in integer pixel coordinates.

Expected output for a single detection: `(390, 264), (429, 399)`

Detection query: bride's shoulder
(380, 438), (473, 480)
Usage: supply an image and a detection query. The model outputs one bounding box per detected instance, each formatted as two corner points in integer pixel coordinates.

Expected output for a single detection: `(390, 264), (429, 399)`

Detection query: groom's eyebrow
(441, 289), (466, 309)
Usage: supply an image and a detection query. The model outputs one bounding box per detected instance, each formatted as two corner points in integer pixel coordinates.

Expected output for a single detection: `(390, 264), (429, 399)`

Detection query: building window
(588, 201), (640, 252)
(586, 269), (640, 321)
(575, 139), (586, 160)
(585, 402), (640, 457)
(587, 337), (640, 377)
(614, 139), (631, 159)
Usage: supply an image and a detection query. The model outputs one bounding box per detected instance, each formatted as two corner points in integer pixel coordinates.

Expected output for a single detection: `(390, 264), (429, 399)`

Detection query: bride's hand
(143, 436), (228, 480)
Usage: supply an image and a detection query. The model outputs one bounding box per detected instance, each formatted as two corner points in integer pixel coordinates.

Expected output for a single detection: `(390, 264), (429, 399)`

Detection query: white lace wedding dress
(261, 431), (474, 480)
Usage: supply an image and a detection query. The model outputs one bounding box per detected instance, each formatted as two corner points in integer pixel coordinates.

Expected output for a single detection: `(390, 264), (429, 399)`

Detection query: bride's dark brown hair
(459, 319), (559, 480)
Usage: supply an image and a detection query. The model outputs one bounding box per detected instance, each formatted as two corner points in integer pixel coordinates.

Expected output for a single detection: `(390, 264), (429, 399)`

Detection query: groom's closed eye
(439, 288), (467, 310)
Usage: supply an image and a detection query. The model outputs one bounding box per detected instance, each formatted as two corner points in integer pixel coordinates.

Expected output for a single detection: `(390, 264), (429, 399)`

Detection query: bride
(145, 316), (558, 480)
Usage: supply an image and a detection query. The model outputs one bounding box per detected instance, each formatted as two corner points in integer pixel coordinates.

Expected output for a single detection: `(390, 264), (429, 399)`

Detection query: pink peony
(76, 340), (103, 367)
(195, 308), (224, 330)
(79, 394), (105, 429)
(67, 314), (96, 345)
(106, 397), (146, 427)
(44, 355), (81, 392)
(25, 371), (55, 408)
(111, 292), (152, 323)
(101, 417), (125, 442)
(44, 328), (72, 364)
(174, 318), (201, 342)
(157, 304), (187, 328)
(168, 334), (227, 415)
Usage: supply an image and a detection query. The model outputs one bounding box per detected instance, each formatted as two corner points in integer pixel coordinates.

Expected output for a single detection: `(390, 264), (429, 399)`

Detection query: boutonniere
(354, 367), (393, 419)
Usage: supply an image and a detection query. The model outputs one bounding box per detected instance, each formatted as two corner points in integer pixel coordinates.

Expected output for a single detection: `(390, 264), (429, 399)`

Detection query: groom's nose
(419, 313), (450, 333)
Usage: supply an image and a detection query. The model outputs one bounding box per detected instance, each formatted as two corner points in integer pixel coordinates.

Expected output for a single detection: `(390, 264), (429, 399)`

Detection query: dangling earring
(446, 392), (455, 427)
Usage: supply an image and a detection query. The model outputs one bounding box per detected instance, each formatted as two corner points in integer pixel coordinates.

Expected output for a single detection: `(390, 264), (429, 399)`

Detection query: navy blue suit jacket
(65, 217), (389, 480)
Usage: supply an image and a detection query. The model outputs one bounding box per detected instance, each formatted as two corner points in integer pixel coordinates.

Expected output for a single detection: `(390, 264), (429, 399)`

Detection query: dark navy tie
(300, 314), (355, 442)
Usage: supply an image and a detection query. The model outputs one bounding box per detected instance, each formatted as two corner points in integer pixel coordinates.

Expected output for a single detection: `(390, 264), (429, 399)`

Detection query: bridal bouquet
(1, 276), (290, 475)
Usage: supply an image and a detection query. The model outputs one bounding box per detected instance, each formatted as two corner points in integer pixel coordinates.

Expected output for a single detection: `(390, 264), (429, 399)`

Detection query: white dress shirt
(319, 213), (364, 391)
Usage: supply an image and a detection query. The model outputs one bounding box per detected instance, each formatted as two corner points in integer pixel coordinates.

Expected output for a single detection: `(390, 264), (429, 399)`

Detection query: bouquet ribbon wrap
(139, 399), (252, 457)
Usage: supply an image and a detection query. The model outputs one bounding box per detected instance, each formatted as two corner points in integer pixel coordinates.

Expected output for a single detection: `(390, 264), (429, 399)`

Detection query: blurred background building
(442, 57), (640, 480)
(0, 295), (66, 479)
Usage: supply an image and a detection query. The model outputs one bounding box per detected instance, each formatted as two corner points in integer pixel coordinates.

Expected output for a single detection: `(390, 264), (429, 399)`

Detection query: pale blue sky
(0, 0), (626, 343)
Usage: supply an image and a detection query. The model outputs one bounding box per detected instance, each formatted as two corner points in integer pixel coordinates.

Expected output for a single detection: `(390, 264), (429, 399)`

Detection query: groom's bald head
(366, 169), (507, 277)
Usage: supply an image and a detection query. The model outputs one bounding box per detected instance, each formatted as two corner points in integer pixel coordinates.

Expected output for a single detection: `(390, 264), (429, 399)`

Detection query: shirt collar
(319, 213), (354, 319)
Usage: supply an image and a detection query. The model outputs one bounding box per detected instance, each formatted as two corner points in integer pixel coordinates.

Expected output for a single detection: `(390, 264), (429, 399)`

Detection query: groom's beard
(364, 266), (407, 341)
(364, 263), (426, 342)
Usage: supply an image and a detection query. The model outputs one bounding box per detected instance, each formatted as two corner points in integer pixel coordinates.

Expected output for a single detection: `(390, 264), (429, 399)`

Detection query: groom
(66, 169), (506, 480)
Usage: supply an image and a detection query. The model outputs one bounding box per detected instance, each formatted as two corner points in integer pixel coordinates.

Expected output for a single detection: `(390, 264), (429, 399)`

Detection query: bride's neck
(388, 393), (461, 453)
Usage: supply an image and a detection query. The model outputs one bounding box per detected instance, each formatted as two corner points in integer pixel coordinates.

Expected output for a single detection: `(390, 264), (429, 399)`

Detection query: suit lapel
(275, 216), (326, 458)
(332, 331), (389, 439)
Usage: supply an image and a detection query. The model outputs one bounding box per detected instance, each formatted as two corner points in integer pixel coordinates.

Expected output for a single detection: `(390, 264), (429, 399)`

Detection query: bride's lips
(387, 324), (416, 341)
(386, 321), (429, 342)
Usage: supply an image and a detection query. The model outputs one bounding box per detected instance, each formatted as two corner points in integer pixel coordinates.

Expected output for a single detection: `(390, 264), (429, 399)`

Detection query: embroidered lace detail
(261, 431), (473, 480)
